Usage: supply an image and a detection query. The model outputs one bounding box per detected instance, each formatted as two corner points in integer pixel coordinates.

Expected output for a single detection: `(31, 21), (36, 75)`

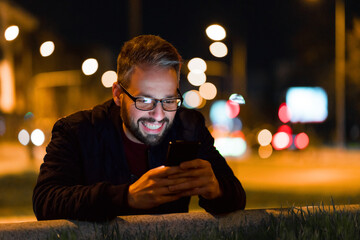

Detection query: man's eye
(137, 98), (153, 104)
(163, 99), (176, 104)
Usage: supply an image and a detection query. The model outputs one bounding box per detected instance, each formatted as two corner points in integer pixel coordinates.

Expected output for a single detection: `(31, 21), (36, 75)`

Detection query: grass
(244, 190), (360, 209)
(189, 190), (360, 212)
(0, 171), (37, 217)
(44, 204), (360, 240)
(265, 204), (360, 240)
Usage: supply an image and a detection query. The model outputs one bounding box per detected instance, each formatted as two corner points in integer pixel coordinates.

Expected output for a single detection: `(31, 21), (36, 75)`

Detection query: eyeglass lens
(135, 98), (181, 111)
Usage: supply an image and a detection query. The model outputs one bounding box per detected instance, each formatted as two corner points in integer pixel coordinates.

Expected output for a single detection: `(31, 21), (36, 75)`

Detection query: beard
(120, 103), (173, 146)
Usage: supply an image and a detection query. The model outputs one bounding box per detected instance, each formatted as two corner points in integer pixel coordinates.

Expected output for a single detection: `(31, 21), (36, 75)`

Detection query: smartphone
(164, 140), (201, 166)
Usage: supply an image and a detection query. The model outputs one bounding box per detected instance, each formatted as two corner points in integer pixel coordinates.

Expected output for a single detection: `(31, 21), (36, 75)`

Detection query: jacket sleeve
(195, 115), (246, 214)
(32, 118), (130, 221)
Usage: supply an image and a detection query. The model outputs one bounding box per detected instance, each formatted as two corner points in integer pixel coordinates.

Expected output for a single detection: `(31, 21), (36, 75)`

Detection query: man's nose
(149, 101), (165, 120)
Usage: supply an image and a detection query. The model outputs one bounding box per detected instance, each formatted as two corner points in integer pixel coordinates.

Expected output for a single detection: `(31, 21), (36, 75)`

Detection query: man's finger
(150, 165), (185, 178)
(167, 168), (205, 179)
(179, 159), (208, 170)
(168, 178), (205, 192)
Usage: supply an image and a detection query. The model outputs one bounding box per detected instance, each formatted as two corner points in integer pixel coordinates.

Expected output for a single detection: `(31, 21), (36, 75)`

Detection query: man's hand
(127, 165), (188, 209)
(127, 159), (222, 209)
(167, 159), (223, 200)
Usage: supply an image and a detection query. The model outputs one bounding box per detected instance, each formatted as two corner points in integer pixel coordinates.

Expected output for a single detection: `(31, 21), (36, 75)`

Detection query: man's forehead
(133, 64), (175, 74)
(126, 67), (178, 94)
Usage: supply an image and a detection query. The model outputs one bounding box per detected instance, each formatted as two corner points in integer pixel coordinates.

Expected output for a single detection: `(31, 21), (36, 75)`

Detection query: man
(33, 35), (246, 221)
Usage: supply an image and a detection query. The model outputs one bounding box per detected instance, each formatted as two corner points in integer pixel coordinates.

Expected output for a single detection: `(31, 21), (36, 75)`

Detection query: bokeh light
(277, 125), (292, 135)
(31, 129), (45, 146)
(199, 82), (217, 100)
(226, 100), (240, 118)
(4, 25), (19, 41)
(209, 99), (244, 137)
(101, 70), (117, 88)
(229, 93), (245, 104)
(232, 118), (243, 131)
(232, 129), (245, 138)
(197, 97), (207, 109)
(210, 100), (233, 131)
(40, 41), (55, 57)
(82, 58), (98, 75)
(210, 126), (228, 139)
(214, 137), (246, 157)
(183, 90), (203, 109)
(278, 103), (291, 123)
(187, 58), (207, 73)
(295, 132), (310, 150)
(187, 71), (206, 86)
(206, 24), (226, 41)
(24, 112), (34, 120)
(18, 129), (30, 146)
(0, 60), (15, 113)
(286, 87), (328, 123)
(209, 42), (228, 58)
(272, 132), (291, 150)
(257, 129), (273, 146)
(258, 144), (273, 159)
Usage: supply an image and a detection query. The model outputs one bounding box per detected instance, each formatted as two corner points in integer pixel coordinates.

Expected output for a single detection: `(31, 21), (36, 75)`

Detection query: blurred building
(0, 0), (38, 140)
(0, 0), (115, 144)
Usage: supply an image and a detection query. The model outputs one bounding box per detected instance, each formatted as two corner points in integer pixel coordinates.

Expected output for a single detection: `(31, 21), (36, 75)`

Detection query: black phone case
(165, 141), (201, 166)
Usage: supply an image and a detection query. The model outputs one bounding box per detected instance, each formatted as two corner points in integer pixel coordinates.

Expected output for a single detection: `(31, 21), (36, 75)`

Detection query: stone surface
(0, 205), (359, 239)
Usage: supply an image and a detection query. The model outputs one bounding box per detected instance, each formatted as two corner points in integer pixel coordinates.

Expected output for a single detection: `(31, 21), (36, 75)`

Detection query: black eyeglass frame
(118, 83), (183, 112)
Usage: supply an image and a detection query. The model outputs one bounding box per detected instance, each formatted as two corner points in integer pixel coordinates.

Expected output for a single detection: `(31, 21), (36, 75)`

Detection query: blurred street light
(294, 132), (310, 149)
(4, 25), (19, 41)
(199, 82), (217, 100)
(0, 60), (15, 113)
(31, 129), (45, 146)
(272, 132), (291, 150)
(206, 24), (226, 41)
(82, 58), (98, 75)
(258, 145), (273, 159)
(187, 57), (207, 73)
(40, 41), (55, 57)
(214, 137), (246, 157)
(101, 70), (117, 88)
(278, 103), (290, 124)
(18, 129), (30, 146)
(209, 42), (228, 58)
(183, 90), (203, 109)
(187, 71), (206, 86)
(258, 129), (273, 146)
(229, 93), (245, 104)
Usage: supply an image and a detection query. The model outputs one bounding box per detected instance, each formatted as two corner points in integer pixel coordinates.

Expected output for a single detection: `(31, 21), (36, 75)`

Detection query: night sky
(10, 1), (360, 67)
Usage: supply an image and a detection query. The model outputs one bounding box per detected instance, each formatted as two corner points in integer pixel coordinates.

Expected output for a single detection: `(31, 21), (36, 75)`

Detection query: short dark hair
(117, 35), (182, 87)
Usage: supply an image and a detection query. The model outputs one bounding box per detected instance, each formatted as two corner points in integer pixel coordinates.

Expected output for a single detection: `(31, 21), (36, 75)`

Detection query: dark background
(9, 0), (360, 145)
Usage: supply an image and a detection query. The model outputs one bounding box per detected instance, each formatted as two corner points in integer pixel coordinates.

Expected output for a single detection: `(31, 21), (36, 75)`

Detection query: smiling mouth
(143, 122), (163, 130)
(138, 117), (169, 135)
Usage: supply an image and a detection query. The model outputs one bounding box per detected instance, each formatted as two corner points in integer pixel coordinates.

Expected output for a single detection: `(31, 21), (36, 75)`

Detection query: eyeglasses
(119, 83), (183, 111)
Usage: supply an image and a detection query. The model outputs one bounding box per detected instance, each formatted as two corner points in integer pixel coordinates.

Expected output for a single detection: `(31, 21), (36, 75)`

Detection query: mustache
(137, 117), (169, 124)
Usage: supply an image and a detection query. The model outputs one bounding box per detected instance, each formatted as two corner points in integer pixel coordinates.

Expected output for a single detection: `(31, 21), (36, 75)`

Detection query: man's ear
(112, 82), (122, 106)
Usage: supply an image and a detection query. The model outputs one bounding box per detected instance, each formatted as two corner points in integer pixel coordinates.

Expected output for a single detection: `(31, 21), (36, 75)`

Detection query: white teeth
(143, 122), (162, 130)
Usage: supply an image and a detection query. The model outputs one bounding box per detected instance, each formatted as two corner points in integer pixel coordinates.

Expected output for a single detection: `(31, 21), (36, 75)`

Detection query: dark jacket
(33, 100), (246, 221)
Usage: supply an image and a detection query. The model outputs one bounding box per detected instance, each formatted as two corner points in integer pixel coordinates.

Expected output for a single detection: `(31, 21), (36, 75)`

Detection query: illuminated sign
(286, 87), (328, 123)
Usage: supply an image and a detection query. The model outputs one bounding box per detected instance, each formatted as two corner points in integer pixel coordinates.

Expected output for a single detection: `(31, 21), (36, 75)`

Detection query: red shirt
(120, 127), (149, 178)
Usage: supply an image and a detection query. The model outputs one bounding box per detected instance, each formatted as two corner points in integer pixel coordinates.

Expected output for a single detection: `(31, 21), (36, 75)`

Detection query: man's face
(119, 65), (179, 146)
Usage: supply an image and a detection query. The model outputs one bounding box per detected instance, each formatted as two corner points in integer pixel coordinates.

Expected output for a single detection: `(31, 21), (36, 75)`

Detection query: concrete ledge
(1, 205), (359, 239)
